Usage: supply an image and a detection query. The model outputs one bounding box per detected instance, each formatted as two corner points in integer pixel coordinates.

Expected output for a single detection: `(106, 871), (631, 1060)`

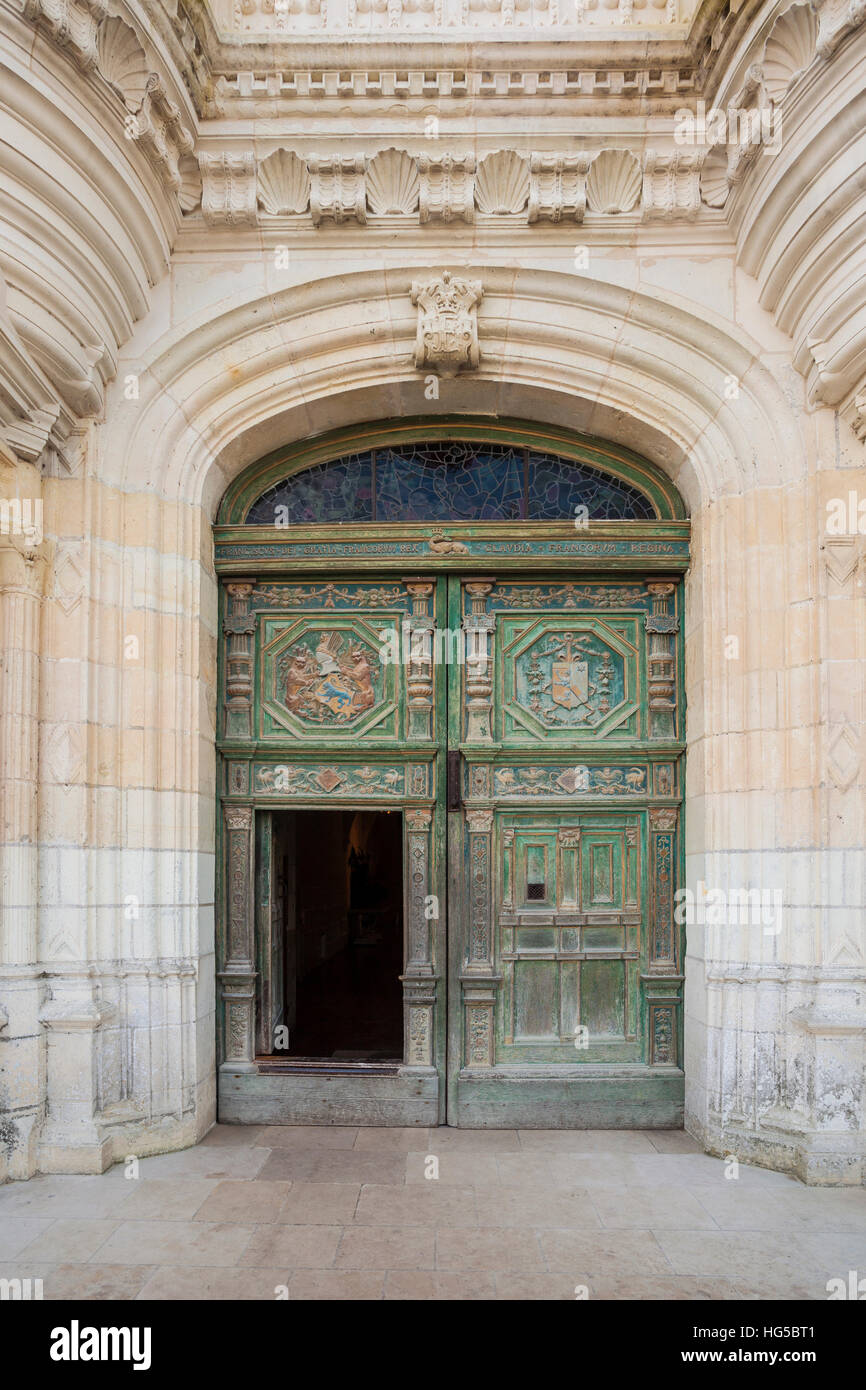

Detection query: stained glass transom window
(244, 441), (656, 524)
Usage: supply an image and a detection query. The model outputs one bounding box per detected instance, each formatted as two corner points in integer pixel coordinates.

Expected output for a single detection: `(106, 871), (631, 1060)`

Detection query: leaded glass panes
(526, 451), (655, 521)
(244, 442), (656, 523)
(245, 453), (373, 525)
(376, 443), (524, 521)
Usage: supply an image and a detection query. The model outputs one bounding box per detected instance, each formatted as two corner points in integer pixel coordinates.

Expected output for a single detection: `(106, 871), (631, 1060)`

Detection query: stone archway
(18, 263), (859, 1183)
(212, 417), (690, 1128)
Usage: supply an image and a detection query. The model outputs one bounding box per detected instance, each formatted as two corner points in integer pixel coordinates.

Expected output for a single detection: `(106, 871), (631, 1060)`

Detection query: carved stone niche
(411, 271), (483, 379)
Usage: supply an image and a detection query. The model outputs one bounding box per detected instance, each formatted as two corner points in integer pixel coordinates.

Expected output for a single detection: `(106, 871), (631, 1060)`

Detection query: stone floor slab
(113, 1179), (218, 1221)
(2, 1125), (860, 1300)
(591, 1187), (718, 1230)
(253, 1126), (358, 1150)
(0, 1217), (55, 1259)
(276, 1182), (361, 1224)
(385, 1271), (497, 1299)
(136, 1266), (290, 1300)
(435, 1226), (544, 1271)
(354, 1183), (479, 1227)
(46, 1264), (156, 1301)
(92, 1220), (255, 1267)
(336, 1225), (435, 1270)
(18, 1218), (118, 1263)
(194, 1180), (292, 1224)
(474, 1186), (600, 1229)
(239, 1223), (341, 1268)
(352, 1128), (432, 1152)
(289, 1270), (385, 1299)
(539, 1229), (673, 1275)
(517, 1130), (656, 1154)
(258, 1149), (406, 1185)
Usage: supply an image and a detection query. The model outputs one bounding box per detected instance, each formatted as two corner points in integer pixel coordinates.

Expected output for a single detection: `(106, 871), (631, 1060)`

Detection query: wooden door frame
(213, 420), (689, 1125)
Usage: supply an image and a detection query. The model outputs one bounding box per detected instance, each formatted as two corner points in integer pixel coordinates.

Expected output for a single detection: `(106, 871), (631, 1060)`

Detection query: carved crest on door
(278, 629), (380, 724)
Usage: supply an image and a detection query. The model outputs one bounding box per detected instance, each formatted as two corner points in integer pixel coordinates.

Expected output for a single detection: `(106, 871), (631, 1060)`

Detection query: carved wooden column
(400, 807), (436, 1068)
(403, 579), (435, 740)
(219, 804), (257, 1071)
(645, 580), (679, 740)
(643, 805), (683, 1067)
(223, 580), (256, 739)
(462, 580), (495, 742)
(460, 808), (500, 1068)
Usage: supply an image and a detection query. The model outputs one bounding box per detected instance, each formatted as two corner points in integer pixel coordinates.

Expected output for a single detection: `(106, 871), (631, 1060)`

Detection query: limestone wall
(0, 0), (864, 1182)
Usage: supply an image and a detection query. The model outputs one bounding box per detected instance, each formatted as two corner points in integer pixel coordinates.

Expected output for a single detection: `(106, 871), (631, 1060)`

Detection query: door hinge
(447, 750), (462, 811)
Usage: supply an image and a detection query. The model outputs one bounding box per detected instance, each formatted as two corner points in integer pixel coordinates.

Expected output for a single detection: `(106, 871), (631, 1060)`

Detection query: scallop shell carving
(366, 149), (419, 215)
(475, 151), (530, 215)
(178, 154), (202, 214)
(700, 146), (730, 209)
(762, 4), (818, 102)
(97, 17), (150, 112)
(586, 149), (642, 214)
(257, 149), (311, 215)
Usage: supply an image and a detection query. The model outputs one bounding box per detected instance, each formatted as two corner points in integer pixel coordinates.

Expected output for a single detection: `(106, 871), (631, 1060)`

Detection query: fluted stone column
(0, 538), (46, 1178)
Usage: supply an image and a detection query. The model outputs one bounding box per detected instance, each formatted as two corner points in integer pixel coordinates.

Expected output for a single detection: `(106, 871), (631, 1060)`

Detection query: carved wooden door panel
(219, 569), (683, 1128)
(448, 576), (684, 1128)
(218, 575), (447, 1125)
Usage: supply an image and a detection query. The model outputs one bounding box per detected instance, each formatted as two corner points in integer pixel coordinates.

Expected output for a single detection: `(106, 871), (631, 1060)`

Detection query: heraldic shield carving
(411, 270), (483, 377)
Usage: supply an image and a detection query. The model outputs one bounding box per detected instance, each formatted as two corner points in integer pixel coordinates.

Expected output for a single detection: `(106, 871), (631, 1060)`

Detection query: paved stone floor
(2, 1126), (865, 1300)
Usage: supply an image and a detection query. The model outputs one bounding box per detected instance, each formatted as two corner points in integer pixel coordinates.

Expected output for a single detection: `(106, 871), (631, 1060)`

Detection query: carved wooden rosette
(223, 581), (256, 739)
(219, 804), (256, 1070)
(462, 580), (495, 742)
(643, 804), (682, 1067)
(403, 579), (435, 740)
(645, 581), (679, 740)
(401, 806), (436, 1066)
(461, 807), (498, 1068)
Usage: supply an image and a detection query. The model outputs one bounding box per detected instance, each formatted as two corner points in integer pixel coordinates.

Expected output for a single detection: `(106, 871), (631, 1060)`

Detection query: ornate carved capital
(309, 155), (367, 225)
(200, 153), (258, 227)
(23, 0), (107, 71)
(418, 154), (476, 224)
(642, 151), (703, 223)
(528, 152), (588, 223)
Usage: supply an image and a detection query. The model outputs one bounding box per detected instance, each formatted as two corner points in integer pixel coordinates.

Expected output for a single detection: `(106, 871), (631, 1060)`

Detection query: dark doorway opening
(261, 808), (404, 1064)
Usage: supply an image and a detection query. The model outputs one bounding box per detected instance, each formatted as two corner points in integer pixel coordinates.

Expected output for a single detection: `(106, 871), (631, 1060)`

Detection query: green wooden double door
(218, 571), (685, 1128)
